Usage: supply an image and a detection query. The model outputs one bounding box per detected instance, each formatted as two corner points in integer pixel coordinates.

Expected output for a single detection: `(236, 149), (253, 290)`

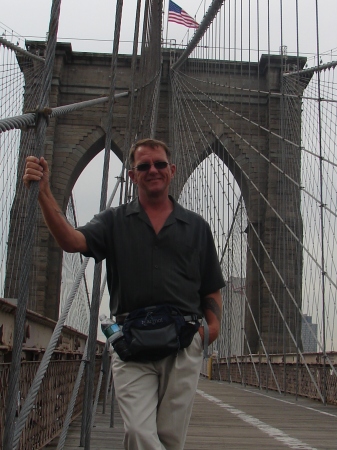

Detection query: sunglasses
(132, 161), (170, 172)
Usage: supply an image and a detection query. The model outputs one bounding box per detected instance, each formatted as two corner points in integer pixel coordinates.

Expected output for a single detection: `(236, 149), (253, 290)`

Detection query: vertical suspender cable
(226, 0), (231, 382)
(294, 0), (301, 401)
(123, 0), (142, 204)
(150, 1), (162, 138)
(314, 0), (327, 405)
(265, 0), (271, 394)
(279, 0), (287, 395)
(2, 1), (61, 449)
(136, 0), (150, 137)
(80, 1), (124, 448)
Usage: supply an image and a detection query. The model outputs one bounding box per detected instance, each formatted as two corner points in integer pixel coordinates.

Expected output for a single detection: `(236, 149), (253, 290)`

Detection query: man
(24, 138), (225, 450)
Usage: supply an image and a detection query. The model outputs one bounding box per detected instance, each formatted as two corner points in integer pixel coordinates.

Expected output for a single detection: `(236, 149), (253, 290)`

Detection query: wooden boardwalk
(47, 377), (337, 449)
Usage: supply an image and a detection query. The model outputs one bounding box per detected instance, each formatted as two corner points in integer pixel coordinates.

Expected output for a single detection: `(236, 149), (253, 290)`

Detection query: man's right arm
(23, 156), (88, 253)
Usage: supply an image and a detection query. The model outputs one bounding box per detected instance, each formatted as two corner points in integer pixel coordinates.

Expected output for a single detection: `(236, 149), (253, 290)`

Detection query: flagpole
(165, 0), (169, 48)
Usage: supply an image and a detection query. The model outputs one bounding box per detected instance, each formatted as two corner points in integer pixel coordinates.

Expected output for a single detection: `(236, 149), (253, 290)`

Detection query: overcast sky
(1, 0), (206, 53)
(2, 0), (336, 56)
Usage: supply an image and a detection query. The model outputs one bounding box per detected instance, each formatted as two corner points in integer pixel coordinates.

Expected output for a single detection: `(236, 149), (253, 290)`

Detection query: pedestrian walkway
(47, 377), (337, 449)
(186, 378), (337, 449)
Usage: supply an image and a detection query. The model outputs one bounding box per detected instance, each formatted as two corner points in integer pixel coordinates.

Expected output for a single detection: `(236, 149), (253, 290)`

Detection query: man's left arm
(199, 290), (222, 344)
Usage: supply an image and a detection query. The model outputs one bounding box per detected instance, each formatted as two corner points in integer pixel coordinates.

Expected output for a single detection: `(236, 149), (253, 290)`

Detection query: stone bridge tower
(5, 42), (308, 354)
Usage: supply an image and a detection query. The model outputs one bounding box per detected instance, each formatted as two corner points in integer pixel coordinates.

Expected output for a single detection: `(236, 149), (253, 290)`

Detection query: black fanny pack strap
(202, 318), (209, 359)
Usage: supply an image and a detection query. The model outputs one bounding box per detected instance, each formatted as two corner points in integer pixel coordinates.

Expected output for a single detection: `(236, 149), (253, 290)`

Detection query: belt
(116, 312), (200, 325)
(116, 313), (128, 325)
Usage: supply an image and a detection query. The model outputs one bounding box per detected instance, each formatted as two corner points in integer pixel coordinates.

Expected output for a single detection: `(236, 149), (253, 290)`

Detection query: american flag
(168, 1), (199, 29)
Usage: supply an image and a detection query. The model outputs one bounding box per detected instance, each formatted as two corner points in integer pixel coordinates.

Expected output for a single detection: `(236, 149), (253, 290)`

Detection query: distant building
(301, 314), (318, 353)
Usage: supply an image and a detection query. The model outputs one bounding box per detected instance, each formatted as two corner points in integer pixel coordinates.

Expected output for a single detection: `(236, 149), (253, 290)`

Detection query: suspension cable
(3, 2), (62, 448)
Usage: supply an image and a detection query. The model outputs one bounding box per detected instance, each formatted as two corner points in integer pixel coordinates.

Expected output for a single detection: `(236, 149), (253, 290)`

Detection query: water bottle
(99, 314), (132, 361)
(99, 314), (123, 345)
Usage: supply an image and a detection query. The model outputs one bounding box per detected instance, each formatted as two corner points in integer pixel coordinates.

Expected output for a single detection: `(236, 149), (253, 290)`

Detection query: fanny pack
(113, 304), (200, 362)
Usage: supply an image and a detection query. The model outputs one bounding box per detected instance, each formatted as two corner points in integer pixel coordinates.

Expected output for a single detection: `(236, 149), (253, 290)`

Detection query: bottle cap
(99, 314), (107, 321)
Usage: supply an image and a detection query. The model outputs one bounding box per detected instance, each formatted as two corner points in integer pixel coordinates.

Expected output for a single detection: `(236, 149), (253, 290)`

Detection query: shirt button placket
(153, 244), (160, 294)
(154, 244), (159, 269)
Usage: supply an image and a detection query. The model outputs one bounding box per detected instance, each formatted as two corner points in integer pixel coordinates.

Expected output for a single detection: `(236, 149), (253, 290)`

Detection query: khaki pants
(112, 333), (203, 450)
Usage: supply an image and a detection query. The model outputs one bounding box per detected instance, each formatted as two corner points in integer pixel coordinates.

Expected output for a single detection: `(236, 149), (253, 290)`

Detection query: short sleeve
(76, 209), (113, 263)
(199, 222), (225, 297)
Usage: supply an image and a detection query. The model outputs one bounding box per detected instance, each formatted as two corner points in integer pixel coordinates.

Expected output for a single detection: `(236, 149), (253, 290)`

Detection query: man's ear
(170, 164), (176, 179)
(128, 169), (137, 183)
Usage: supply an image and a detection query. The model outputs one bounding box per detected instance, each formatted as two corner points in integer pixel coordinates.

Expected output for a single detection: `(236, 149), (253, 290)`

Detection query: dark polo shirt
(77, 196), (225, 316)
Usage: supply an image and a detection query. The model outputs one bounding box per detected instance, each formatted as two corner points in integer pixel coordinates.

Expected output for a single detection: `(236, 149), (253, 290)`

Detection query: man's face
(128, 145), (176, 198)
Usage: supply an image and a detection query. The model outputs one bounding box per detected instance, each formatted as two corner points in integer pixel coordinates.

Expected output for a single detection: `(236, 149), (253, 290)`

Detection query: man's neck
(138, 195), (174, 234)
(138, 193), (173, 213)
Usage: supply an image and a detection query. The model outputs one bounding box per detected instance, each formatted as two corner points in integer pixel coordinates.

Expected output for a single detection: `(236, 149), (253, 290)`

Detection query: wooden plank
(185, 378), (337, 449)
(46, 377), (337, 449)
(45, 396), (125, 450)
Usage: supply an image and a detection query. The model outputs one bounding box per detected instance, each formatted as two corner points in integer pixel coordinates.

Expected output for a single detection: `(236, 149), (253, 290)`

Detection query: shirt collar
(125, 196), (191, 224)
(169, 196), (190, 224)
(125, 197), (142, 216)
